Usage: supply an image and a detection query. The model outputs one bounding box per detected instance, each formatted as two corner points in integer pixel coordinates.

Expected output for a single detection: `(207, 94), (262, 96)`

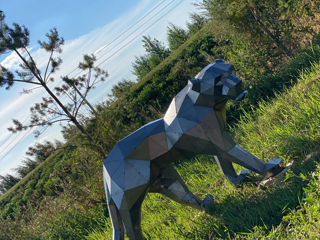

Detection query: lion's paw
(202, 194), (215, 214)
(231, 169), (251, 187)
(263, 158), (284, 179)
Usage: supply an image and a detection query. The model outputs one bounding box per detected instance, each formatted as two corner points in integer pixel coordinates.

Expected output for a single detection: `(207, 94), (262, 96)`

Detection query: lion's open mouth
(235, 90), (248, 101)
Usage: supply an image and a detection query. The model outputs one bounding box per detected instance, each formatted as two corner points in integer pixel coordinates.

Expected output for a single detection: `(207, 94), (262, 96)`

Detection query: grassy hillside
(87, 61), (320, 240)
(1, 19), (320, 239)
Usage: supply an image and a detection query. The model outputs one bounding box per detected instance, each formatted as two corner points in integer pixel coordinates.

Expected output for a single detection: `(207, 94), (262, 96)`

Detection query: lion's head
(188, 59), (247, 107)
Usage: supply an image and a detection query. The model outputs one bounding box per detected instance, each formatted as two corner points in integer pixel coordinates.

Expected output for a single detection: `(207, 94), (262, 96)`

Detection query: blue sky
(0, 0), (198, 176)
(2, 0), (139, 43)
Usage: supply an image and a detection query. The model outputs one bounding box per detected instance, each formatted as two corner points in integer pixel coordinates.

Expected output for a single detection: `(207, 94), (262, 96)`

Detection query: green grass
(86, 63), (320, 239)
(2, 21), (320, 240)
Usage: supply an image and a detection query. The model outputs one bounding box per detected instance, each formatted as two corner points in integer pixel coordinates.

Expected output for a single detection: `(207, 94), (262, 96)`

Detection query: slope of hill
(82, 60), (320, 239)
(1, 20), (320, 239)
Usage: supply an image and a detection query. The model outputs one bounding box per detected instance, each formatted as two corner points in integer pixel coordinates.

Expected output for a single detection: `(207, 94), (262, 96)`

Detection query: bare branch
(61, 88), (75, 102)
(43, 49), (54, 82)
(47, 118), (70, 124)
(13, 48), (43, 84)
(45, 107), (67, 117)
(21, 85), (42, 94)
(1, 77), (41, 85)
(23, 46), (43, 79)
(74, 96), (86, 118)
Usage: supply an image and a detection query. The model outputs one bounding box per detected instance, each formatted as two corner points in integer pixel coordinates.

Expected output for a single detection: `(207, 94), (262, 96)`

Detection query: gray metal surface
(103, 59), (283, 240)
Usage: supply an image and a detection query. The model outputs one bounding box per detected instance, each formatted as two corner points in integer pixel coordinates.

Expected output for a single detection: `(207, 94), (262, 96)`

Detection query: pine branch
(13, 48), (43, 84)
(43, 49), (54, 82)
(1, 77), (41, 85)
(74, 95), (86, 118)
(47, 118), (70, 124)
(23, 46), (43, 79)
(45, 107), (67, 117)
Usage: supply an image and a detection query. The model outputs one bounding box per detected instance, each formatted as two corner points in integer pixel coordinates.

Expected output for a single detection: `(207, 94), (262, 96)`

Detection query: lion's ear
(189, 78), (200, 92)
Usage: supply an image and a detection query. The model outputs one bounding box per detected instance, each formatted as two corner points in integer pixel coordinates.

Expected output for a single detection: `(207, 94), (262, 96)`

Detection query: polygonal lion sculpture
(103, 59), (283, 240)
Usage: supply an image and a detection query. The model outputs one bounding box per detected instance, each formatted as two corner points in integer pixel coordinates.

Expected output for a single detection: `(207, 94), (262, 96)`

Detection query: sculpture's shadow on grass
(207, 141), (320, 238)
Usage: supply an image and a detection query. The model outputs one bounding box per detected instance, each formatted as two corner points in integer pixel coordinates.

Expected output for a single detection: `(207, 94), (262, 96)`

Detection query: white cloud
(1, 50), (22, 70)
(1, 47), (35, 69)
(0, 0), (197, 175)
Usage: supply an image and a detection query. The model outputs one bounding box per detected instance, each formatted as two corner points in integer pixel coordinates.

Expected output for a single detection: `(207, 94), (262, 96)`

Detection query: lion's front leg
(214, 155), (250, 186)
(221, 145), (283, 178)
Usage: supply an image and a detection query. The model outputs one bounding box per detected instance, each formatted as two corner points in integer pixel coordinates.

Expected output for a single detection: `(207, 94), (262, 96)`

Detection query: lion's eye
(216, 78), (226, 86)
(216, 80), (224, 86)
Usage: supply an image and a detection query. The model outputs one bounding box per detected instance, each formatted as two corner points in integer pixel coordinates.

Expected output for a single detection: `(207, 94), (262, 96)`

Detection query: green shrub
(43, 177), (60, 196)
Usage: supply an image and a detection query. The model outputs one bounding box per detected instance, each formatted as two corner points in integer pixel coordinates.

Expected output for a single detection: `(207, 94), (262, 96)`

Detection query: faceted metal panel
(193, 105), (212, 122)
(124, 162), (149, 190)
(195, 63), (214, 79)
(263, 158), (282, 172)
(166, 131), (183, 149)
(185, 123), (209, 141)
(119, 197), (130, 210)
(199, 112), (224, 149)
(103, 166), (111, 202)
(105, 145), (125, 163)
(153, 147), (186, 168)
(175, 93), (194, 114)
(187, 89), (200, 104)
(105, 159), (124, 179)
(163, 98), (177, 125)
(103, 59), (283, 240)
(127, 138), (150, 160)
(175, 134), (215, 155)
(215, 110), (226, 129)
(168, 180), (186, 199)
(226, 145), (266, 173)
(127, 159), (150, 180)
(199, 65), (223, 82)
(222, 85), (230, 95)
(110, 180), (124, 209)
(111, 167), (125, 189)
(165, 118), (183, 134)
(122, 184), (148, 209)
(148, 132), (168, 160)
(200, 81), (214, 95)
(174, 85), (191, 112)
(177, 104), (198, 122)
(117, 138), (142, 158)
(213, 62), (232, 72)
(222, 131), (236, 151)
(195, 94), (215, 107)
(177, 117), (197, 132)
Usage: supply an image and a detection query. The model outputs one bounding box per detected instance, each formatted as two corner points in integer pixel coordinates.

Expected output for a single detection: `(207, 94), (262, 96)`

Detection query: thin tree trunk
(42, 83), (106, 158)
(11, 45), (106, 158)
(249, 7), (292, 58)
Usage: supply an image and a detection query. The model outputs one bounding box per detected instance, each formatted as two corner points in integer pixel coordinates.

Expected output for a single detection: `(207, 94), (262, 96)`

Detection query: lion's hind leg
(118, 188), (147, 240)
(150, 165), (214, 212)
(108, 200), (125, 240)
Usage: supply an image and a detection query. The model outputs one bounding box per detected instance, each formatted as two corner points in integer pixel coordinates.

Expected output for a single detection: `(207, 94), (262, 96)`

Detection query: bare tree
(0, 12), (106, 157)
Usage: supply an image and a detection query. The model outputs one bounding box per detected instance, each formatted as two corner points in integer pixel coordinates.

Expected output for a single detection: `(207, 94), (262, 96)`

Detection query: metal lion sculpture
(103, 59), (284, 240)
